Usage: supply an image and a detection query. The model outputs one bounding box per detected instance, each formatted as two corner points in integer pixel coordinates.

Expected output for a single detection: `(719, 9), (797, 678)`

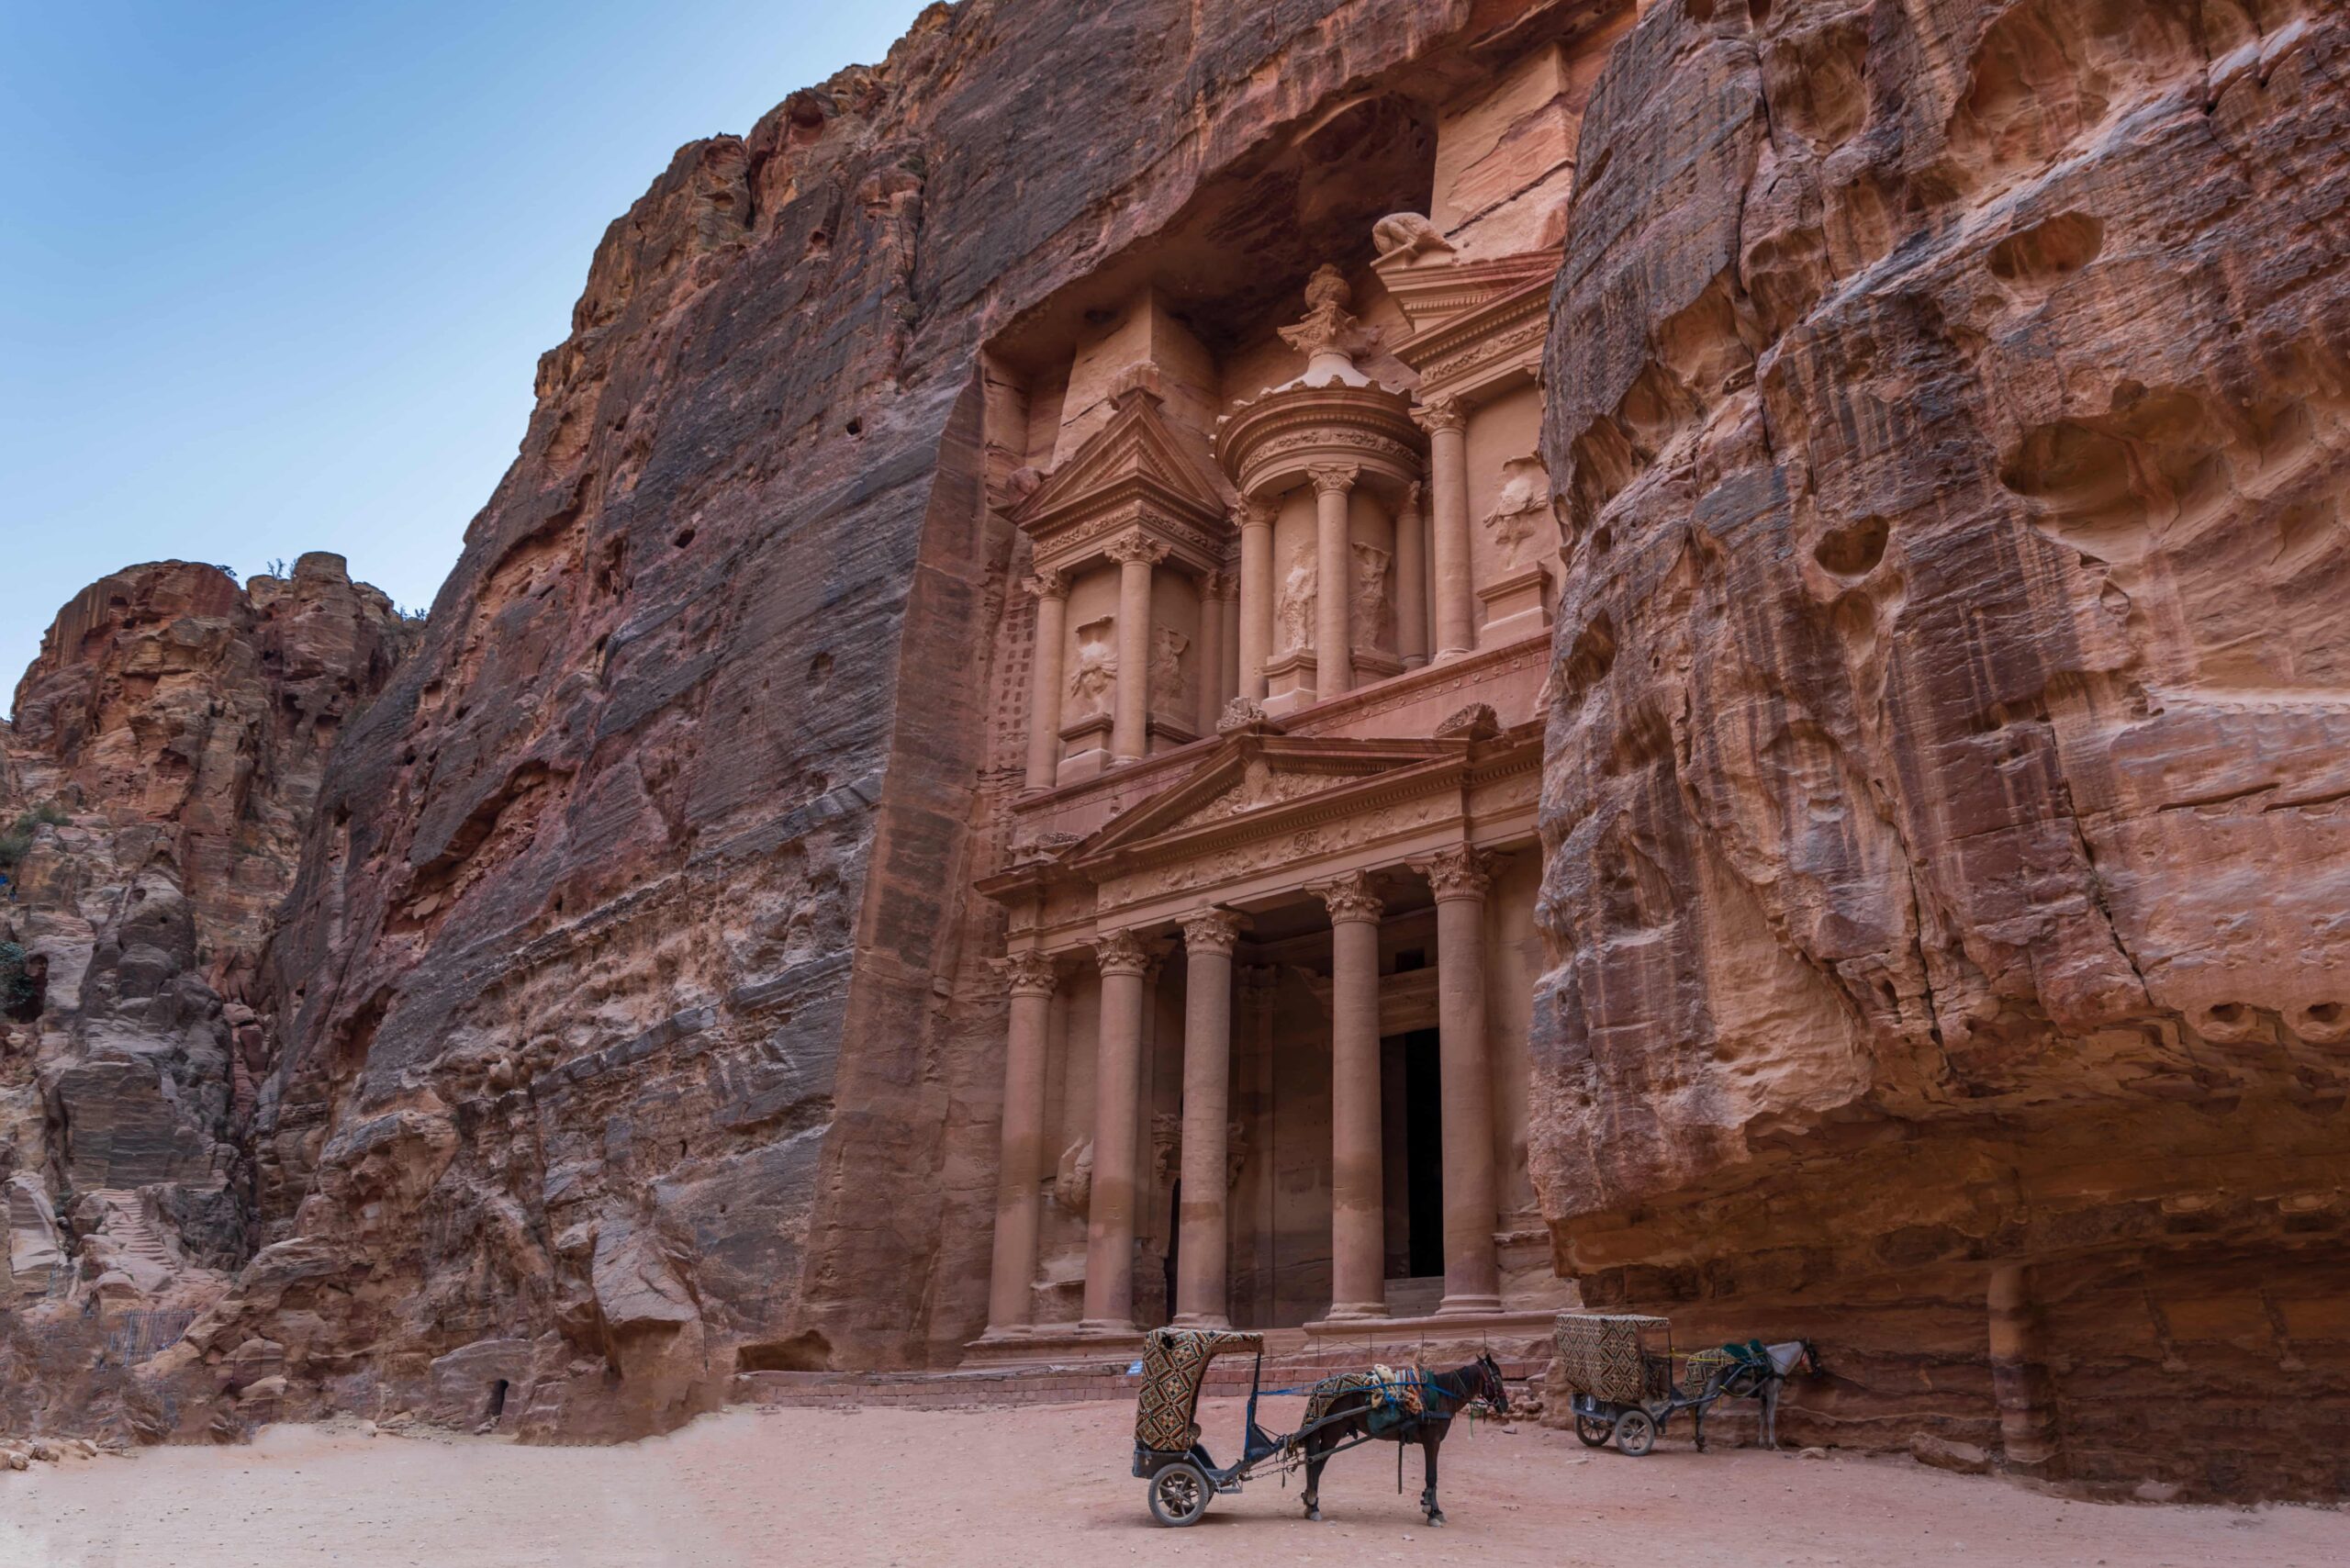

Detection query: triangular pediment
(1011, 387), (1232, 537)
(1075, 733), (1463, 867)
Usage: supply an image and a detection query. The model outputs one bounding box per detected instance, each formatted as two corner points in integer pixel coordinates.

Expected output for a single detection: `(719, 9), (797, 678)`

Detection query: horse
(1693, 1338), (1825, 1450)
(1295, 1351), (1509, 1527)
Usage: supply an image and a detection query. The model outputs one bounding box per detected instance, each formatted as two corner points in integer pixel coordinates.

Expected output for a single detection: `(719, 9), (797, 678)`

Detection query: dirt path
(3, 1397), (2336, 1567)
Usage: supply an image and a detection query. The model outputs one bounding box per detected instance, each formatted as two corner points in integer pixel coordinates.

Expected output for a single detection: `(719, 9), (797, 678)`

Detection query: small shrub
(0, 801), (68, 871)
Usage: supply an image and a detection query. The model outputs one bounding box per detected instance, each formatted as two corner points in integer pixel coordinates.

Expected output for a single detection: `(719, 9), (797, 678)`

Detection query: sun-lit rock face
(0, 555), (410, 1435)
(1532, 0), (2350, 1501)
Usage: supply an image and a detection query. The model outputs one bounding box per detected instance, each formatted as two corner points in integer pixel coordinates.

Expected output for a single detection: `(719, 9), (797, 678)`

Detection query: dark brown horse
(1296, 1353), (1509, 1527)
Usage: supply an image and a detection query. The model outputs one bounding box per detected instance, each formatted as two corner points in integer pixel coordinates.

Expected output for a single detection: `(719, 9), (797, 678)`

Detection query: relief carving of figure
(1483, 454), (1552, 571)
(1151, 626), (1189, 710)
(1275, 543), (1316, 655)
(1351, 542), (1393, 652)
(1067, 615), (1116, 718)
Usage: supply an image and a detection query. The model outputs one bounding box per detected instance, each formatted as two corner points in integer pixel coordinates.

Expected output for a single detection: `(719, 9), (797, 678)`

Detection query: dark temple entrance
(1382, 1026), (1445, 1281)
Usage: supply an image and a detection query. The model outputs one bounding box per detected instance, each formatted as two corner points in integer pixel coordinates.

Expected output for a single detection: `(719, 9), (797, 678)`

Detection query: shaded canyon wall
(1532, 0), (2350, 1501)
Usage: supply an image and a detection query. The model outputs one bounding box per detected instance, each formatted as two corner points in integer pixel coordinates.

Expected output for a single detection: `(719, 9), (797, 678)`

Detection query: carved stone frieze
(1023, 568), (1069, 601)
(1105, 530), (1171, 567)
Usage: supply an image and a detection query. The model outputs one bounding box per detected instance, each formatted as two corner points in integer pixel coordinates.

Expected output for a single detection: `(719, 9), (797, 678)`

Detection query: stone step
(734, 1346), (1550, 1415)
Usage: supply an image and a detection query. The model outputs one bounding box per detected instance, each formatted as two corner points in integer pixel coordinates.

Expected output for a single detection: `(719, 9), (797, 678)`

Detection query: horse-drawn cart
(1130, 1327), (1509, 1527)
(1553, 1313), (1819, 1455)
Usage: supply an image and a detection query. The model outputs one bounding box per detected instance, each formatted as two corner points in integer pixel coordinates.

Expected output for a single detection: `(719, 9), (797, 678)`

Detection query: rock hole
(2305, 1003), (2343, 1025)
(845, 418), (865, 438)
(1748, 0), (1772, 22)
(807, 652), (834, 689)
(487, 1379), (509, 1420)
(2205, 1002), (2247, 1025)
(1814, 516), (1888, 576)
(1986, 212), (2104, 293)
(673, 527), (697, 550)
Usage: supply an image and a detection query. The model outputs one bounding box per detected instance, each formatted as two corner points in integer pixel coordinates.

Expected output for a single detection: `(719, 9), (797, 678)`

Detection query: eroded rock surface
(1533, 0), (2349, 1501)
(0, 556), (409, 1436)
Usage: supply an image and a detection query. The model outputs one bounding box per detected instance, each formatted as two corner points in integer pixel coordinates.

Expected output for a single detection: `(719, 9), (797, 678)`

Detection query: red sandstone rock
(1532, 0), (2349, 1503)
(0, 555), (410, 1437)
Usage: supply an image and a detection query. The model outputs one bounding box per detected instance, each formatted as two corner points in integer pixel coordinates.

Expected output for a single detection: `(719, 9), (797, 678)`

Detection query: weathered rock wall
(0, 556), (410, 1435)
(185, 0), (1629, 1440)
(1533, 0), (2350, 1501)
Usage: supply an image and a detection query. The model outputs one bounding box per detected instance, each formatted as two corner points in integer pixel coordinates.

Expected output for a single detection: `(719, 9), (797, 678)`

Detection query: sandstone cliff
(1533, 0), (2349, 1500)
(173, 0), (1626, 1442)
(0, 555), (410, 1434)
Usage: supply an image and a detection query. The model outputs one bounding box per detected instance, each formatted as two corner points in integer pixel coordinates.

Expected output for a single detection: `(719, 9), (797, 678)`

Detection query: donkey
(1693, 1338), (1825, 1450)
(1295, 1352), (1509, 1527)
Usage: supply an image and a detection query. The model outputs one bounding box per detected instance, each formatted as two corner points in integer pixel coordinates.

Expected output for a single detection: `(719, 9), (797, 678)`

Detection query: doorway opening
(1398, 1028), (1444, 1278)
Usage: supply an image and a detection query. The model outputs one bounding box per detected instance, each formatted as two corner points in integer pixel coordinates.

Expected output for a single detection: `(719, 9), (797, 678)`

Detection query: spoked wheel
(1574, 1414), (1613, 1448)
(1613, 1407), (1658, 1457)
(1148, 1461), (1214, 1527)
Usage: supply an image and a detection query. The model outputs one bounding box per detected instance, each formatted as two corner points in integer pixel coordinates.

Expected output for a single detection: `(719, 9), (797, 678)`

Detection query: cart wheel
(1613, 1408), (1657, 1458)
(1148, 1462), (1214, 1527)
(1574, 1415), (1612, 1448)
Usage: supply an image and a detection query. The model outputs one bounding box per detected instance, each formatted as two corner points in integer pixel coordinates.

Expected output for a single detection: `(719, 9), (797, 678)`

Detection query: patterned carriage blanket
(1291, 1363), (1425, 1446)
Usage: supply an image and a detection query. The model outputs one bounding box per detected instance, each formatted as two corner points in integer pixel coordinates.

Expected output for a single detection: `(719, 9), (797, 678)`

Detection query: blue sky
(1, 0), (934, 714)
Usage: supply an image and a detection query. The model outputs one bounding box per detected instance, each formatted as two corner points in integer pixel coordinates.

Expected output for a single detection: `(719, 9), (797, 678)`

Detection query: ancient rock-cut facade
(964, 43), (1606, 1349)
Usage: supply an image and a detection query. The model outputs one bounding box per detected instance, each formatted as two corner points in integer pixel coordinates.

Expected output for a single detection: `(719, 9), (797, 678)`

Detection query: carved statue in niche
(1055, 1137), (1092, 1216)
(1275, 543), (1316, 655)
(1351, 541), (1393, 651)
(1483, 454), (1552, 572)
(1067, 615), (1116, 718)
(1151, 626), (1189, 710)
(1371, 212), (1457, 263)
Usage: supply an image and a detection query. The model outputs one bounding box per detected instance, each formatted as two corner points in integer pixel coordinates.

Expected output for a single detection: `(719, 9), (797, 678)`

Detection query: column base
(1437, 1294), (1505, 1316)
(1432, 644), (1472, 664)
(1169, 1312), (1232, 1330)
(968, 1324), (1034, 1344)
(1076, 1316), (1140, 1337)
(1315, 1302), (1392, 1324)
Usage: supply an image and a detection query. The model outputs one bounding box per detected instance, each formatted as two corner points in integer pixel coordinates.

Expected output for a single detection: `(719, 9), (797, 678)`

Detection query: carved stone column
(1195, 576), (1227, 735)
(1310, 464), (1359, 700)
(1415, 846), (1501, 1314)
(1081, 929), (1152, 1333)
(1417, 399), (1474, 662)
(1235, 500), (1275, 701)
(1393, 482), (1428, 668)
(1174, 907), (1245, 1327)
(984, 949), (1057, 1336)
(1107, 532), (1167, 764)
(1219, 572), (1241, 716)
(1023, 571), (1069, 792)
(1315, 871), (1387, 1320)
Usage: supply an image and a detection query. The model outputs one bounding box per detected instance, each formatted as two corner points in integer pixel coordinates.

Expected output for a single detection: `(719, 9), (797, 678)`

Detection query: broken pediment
(1010, 386), (1234, 573)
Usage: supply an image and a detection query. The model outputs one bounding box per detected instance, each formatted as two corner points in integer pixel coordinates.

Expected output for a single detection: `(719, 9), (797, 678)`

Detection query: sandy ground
(3, 1396), (2339, 1567)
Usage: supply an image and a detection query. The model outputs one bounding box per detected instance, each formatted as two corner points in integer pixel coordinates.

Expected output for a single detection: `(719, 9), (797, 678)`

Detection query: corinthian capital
(1231, 498), (1277, 531)
(1413, 397), (1467, 434)
(1413, 846), (1494, 902)
(1023, 568), (1069, 601)
(1312, 870), (1383, 925)
(1180, 907), (1249, 957)
(1093, 928), (1153, 975)
(1308, 463), (1360, 497)
(1105, 531), (1170, 567)
(997, 949), (1058, 997)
